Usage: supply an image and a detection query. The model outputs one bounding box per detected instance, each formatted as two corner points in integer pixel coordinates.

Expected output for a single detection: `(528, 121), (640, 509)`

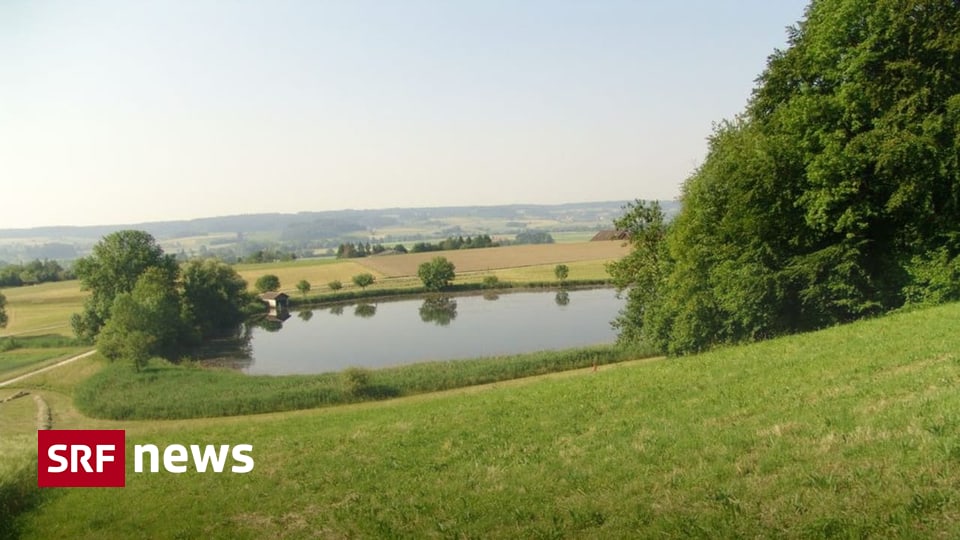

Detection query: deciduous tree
(615, 0), (960, 355)
(296, 279), (311, 297)
(71, 230), (177, 342)
(180, 259), (250, 342)
(254, 274), (281, 293)
(418, 257), (456, 291)
(352, 273), (375, 290)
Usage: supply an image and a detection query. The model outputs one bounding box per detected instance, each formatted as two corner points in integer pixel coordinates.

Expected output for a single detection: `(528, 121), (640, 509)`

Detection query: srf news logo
(38, 430), (254, 488)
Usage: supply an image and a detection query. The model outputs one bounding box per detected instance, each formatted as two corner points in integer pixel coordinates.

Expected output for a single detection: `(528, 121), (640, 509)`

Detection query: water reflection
(193, 324), (254, 370)
(298, 309), (314, 322)
(482, 291), (500, 301)
(419, 296), (458, 326)
(256, 317), (284, 332)
(211, 289), (624, 375)
(354, 303), (377, 318)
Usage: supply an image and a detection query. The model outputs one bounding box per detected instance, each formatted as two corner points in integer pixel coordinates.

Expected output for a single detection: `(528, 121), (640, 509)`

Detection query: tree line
(612, 0), (960, 355)
(0, 259), (74, 287)
(336, 235), (498, 259)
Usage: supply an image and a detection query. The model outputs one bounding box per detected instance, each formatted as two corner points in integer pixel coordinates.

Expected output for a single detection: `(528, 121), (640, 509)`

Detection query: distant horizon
(1, 198), (656, 233)
(2, 1), (808, 229)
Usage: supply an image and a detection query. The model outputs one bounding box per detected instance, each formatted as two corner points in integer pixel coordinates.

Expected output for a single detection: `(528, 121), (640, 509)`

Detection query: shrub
(341, 367), (372, 396)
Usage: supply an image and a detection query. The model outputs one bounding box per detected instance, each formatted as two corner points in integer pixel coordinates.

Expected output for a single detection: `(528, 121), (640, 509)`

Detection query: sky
(1, 0), (810, 229)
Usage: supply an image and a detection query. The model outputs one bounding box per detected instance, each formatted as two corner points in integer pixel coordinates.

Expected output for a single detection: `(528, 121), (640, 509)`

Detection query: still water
(234, 288), (624, 375)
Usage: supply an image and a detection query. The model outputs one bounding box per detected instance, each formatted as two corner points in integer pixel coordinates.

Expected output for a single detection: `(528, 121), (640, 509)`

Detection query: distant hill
(0, 200), (679, 263)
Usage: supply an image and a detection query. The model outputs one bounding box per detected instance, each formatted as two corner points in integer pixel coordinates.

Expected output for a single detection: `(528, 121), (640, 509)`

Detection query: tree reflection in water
(354, 303), (377, 318)
(555, 290), (570, 306)
(419, 296), (458, 326)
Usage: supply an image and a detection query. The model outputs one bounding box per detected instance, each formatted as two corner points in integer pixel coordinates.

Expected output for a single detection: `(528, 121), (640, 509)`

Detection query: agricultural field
(3, 301), (960, 537)
(234, 258), (381, 295)
(357, 241), (629, 278)
(0, 281), (87, 338)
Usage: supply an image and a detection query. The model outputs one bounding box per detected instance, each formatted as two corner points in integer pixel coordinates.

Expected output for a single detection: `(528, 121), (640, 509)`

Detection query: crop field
(234, 259), (384, 295)
(0, 281), (87, 337)
(357, 241), (629, 278)
(4, 302), (960, 537)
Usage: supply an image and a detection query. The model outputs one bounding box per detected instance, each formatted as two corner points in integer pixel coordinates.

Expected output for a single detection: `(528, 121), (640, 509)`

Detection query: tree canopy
(615, 0), (960, 355)
(418, 257), (456, 291)
(71, 230), (251, 367)
(254, 274), (281, 293)
(72, 230), (178, 342)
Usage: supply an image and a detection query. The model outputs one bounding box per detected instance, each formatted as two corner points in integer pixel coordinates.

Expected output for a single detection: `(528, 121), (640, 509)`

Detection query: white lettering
(72, 445), (93, 473)
(134, 444), (160, 473)
(231, 444), (254, 473)
(163, 444), (188, 474)
(190, 445), (230, 473)
(95, 445), (115, 472)
(48, 444), (69, 473)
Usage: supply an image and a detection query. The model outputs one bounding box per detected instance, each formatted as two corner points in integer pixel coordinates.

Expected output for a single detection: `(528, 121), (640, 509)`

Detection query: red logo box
(38, 430), (126, 487)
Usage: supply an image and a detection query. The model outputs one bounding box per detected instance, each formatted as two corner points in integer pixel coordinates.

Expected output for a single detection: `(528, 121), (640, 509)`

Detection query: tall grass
(74, 344), (649, 420)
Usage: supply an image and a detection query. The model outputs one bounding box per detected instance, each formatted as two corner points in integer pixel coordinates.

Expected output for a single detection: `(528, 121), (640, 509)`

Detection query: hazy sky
(1, 1), (809, 229)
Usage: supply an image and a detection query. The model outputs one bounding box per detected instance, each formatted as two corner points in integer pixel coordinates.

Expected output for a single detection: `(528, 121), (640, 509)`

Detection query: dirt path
(0, 349), (97, 388)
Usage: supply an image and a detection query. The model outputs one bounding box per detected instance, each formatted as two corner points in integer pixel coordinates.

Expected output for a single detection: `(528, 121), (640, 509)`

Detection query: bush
(482, 275), (500, 288)
(341, 367), (372, 396)
(328, 280), (343, 291)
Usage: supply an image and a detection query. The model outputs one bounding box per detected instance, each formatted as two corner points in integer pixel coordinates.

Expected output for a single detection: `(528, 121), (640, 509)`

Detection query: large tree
(617, 0), (960, 355)
(71, 230), (178, 342)
(179, 259), (250, 342)
(97, 267), (181, 370)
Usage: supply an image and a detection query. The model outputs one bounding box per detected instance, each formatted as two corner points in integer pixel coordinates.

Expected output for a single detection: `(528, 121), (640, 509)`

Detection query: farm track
(0, 349), (97, 388)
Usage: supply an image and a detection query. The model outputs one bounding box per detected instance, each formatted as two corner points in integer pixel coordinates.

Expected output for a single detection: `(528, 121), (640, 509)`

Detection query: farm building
(259, 292), (290, 311)
(590, 230), (629, 241)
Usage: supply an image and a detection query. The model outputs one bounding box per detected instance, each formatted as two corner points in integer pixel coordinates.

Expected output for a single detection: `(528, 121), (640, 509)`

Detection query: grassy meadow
(3, 302), (960, 537)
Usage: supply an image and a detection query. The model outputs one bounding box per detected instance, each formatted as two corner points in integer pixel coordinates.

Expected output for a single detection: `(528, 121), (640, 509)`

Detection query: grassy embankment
(71, 344), (648, 420)
(3, 302), (960, 537)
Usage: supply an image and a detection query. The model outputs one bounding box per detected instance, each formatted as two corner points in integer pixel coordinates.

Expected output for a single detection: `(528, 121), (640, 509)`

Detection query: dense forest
(612, 0), (960, 354)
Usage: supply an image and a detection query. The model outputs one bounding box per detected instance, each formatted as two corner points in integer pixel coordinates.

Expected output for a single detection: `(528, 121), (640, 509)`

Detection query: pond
(223, 288), (625, 375)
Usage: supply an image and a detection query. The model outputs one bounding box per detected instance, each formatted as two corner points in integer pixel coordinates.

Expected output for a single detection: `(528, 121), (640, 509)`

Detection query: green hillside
(7, 301), (960, 538)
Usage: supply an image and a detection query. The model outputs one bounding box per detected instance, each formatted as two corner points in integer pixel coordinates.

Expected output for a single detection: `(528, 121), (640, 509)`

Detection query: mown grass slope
(10, 302), (960, 538)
